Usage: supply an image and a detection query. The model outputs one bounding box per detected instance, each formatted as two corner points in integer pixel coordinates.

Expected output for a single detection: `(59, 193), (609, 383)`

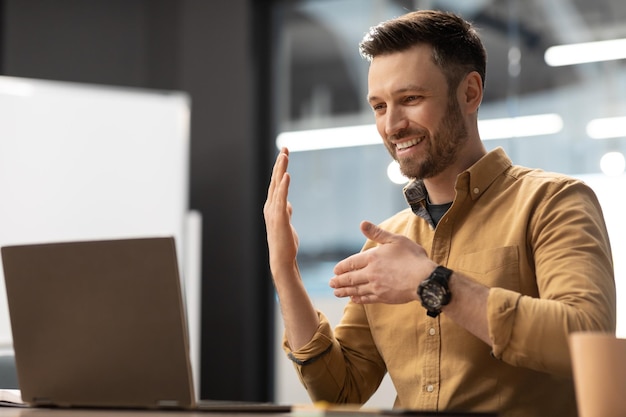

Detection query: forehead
(367, 44), (448, 99)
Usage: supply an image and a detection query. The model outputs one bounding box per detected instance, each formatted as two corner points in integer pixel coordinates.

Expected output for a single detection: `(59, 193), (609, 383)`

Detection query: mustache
(388, 128), (428, 142)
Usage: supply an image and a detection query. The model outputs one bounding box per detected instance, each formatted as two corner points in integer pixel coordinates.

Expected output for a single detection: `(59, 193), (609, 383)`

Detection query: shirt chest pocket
(452, 246), (521, 292)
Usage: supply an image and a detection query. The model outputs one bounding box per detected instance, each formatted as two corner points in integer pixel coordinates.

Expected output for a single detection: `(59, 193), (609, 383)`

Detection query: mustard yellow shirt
(284, 148), (615, 417)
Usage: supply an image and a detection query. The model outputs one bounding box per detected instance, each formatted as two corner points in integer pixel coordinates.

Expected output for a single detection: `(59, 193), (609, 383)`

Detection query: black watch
(417, 265), (453, 317)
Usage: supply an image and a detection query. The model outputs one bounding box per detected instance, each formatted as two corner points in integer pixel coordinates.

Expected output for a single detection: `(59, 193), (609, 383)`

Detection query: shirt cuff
(488, 287), (522, 359)
(283, 311), (335, 366)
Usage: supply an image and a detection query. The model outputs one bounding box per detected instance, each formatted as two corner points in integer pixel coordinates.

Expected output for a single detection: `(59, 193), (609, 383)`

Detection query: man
(263, 9), (615, 417)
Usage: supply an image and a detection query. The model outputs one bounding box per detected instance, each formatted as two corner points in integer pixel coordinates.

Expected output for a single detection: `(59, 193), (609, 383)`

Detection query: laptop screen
(2, 237), (196, 409)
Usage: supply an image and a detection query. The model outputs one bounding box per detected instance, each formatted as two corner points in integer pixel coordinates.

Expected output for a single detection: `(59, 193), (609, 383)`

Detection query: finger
(329, 267), (370, 292)
(277, 171), (291, 206)
(332, 251), (367, 276)
(332, 281), (365, 298)
(269, 151), (287, 197)
(268, 168), (290, 217)
(350, 294), (378, 304)
(360, 221), (398, 245)
(333, 283), (360, 297)
(267, 148), (289, 201)
(264, 163), (291, 225)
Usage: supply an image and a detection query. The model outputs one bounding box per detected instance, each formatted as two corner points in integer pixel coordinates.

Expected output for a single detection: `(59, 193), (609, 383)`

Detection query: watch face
(421, 282), (446, 308)
(419, 267), (452, 317)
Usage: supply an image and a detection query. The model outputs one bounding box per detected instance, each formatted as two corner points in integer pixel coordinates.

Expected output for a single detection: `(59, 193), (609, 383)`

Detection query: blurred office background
(271, 0), (626, 405)
(1, 0), (625, 406)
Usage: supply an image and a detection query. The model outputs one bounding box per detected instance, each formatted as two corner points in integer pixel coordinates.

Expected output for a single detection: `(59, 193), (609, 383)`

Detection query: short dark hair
(359, 10), (487, 93)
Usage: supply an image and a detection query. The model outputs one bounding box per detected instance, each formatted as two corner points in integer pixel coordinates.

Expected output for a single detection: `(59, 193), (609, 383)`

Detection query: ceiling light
(387, 161), (408, 185)
(478, 114), (563, 140)
(276, 114), (563, 152)
(587, 116), (626, 139)
(544, 38), (626, 67)
(276, 124), (380, 152)
(600, 152), (626, 176)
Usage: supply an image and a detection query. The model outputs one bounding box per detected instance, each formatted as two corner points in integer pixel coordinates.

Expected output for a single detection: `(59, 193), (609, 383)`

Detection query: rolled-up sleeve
(283, 306), (386, 404)
(283, 312), (335, 366)
(487, 180), (615, 376)
(488, 288), (522, 357)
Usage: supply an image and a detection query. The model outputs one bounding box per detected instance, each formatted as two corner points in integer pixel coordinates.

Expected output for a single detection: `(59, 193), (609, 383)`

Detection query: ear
(458, 71), (483, 114)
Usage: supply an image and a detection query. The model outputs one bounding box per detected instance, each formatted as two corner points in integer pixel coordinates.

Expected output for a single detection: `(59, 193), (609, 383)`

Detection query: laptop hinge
(33, 397), (56, 407)
(157, 400), (182, 409)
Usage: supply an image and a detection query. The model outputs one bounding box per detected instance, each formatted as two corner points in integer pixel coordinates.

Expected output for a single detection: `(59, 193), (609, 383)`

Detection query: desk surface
(3, 408), (290, 417)
(0, 408), (499, 417)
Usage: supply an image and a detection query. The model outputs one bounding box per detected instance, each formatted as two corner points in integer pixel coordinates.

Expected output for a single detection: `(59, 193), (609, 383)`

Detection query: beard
(386, 96), (468, 180)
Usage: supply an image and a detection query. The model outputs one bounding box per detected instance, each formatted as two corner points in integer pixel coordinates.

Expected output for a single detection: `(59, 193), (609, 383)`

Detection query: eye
(371, 102), (386, 113)
(404, 95), (423, 104)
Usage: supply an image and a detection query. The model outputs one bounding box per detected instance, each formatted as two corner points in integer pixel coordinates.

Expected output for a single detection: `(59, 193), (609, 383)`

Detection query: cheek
(408, 105), (437, 125)
(375, 117), (386, 138)
(415, 109), (446, 136)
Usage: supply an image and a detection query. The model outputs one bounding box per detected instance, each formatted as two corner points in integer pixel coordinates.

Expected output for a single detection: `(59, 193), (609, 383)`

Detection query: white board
(0, 76), (192, 347)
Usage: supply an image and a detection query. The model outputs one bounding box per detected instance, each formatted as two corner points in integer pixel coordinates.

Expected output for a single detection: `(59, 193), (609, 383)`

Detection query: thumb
(360, 221), (396, 244)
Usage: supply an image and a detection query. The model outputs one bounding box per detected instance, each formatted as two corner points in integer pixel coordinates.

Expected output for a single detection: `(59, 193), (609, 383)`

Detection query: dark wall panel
(0, 0), (274, 402)
(2, 0), (146, 86)
(178, 0), (274, 401)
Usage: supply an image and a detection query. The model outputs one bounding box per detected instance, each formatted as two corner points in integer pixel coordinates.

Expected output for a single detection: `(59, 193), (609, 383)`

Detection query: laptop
(1, 236), (290, 412)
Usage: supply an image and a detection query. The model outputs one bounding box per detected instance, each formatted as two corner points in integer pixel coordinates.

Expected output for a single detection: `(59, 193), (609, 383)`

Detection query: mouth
(395, 137), (424, 151)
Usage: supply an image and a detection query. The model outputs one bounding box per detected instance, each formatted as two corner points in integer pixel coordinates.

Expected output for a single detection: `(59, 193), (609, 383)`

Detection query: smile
(396, 137), (424, 150)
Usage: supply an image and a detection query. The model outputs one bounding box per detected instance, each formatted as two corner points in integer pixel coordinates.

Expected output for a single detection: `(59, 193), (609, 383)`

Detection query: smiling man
(263, 10), (615, 417)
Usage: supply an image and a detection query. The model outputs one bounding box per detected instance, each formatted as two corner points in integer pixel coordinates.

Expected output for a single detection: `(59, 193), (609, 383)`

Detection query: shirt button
(473, 187), (480, 194)
(426, 384), (434, 392)
(429, 328), (436, 336)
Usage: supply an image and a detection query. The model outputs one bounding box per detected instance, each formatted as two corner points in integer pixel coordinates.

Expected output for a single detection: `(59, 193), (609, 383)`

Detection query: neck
(424, 137), (487, 204)
(424, 177), (455, 204)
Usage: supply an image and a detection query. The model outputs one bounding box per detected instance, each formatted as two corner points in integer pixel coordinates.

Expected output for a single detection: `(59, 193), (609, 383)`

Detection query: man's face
(367, 44), (468, 180)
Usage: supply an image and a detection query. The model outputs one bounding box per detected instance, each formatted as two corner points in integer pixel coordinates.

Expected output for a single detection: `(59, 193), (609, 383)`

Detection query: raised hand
(263, 148), (318, 350)
(263, 148), (299, 275)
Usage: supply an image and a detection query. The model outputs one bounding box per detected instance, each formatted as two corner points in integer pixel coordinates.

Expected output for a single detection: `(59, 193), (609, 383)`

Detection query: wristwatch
(417, 265), (453, 317)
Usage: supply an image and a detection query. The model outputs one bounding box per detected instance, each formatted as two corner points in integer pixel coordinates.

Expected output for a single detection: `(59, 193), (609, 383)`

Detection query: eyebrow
(367, 84), (430, 103)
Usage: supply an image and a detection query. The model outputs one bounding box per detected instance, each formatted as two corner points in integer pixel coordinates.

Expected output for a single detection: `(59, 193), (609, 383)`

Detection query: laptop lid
(1, 237), (196, 409)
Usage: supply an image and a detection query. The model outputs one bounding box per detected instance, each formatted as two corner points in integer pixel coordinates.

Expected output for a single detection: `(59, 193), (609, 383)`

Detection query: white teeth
(396, 137), (422, 150)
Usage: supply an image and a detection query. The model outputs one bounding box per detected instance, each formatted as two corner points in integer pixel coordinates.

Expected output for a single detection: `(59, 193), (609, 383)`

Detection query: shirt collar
(403, 147), (513, 206)
(460, 147), (512, 200)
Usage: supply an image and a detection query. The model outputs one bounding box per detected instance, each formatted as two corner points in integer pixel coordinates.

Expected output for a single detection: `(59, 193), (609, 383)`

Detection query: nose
(383, 105), (409, 138)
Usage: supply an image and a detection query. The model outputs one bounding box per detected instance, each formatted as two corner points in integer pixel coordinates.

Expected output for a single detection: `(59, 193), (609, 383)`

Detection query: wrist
(417, 265), (453, 317)
(270, 261), (300, 281)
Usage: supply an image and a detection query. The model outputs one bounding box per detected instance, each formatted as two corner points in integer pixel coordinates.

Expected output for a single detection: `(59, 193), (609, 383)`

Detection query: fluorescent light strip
(479, 113), (563, 140)
(276, 124), (380, 152)
(544, 38), (626, 67)
(276, 114), (563, 152)
(587, 116), (626, 139)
